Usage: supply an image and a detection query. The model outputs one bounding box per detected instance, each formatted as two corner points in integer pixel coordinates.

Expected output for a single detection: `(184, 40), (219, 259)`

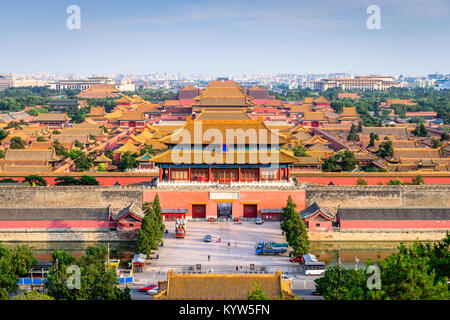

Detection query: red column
(278, 168), (281, 181)
(168, 168), (171, 181)
(188, 167), (191, 181)
(287, 166), (290, 181)
(159, 168), (163, 182)
(209, 168), (212, 182)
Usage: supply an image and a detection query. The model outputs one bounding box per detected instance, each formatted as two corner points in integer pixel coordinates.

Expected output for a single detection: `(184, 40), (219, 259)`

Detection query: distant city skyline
(0, 0), (449, 76)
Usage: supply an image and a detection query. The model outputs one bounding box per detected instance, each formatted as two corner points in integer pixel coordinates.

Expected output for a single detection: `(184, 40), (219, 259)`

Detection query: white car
(255, 218), (264, 224)
(147, 287), (159, 295)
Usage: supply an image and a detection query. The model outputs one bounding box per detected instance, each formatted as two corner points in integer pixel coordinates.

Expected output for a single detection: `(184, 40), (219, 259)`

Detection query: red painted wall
(340, 220), (450, 229)
(143, 190), (306, 218)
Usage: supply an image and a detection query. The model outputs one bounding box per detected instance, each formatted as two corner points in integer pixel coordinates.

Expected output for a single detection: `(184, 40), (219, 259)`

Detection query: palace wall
(305, 185), (450, 214)
(0, 186), (142, 209)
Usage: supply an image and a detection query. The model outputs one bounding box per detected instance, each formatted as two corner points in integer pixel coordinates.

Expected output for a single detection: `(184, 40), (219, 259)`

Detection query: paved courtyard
(150, 221), (295, 269)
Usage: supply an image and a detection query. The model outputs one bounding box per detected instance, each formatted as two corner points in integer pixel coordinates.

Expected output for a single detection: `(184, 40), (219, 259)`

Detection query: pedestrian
(236, 265), (238, 271)
(208, 255), (210, 262)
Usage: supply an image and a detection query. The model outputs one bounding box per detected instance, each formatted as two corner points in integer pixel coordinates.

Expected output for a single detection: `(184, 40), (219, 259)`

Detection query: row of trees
(0, 242), (131, 300)
(280, 196), (310, 256)
(356, 175), (425, 186)
(137, 194), (165, 256)
(315, 233), (450, 300)
(322, 150), (357, 172)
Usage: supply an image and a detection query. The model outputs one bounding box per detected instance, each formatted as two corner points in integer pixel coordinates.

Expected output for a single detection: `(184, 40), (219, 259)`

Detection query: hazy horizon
(1, 0), (449, 77)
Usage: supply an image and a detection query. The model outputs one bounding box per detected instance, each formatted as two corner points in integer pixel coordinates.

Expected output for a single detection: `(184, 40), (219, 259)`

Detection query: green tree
(281, 195), (297, 234)
(137, 209), (157, 255)
(356, 178), (368, 185)
(431, 138), (442, 149)
(11, 290), (54, 300)
(55, 176), (79, 186)
(140, 144), (156, 156)
(292, 143), (309, 157)
(36, 136), (45, 142)
(10, 136), (27, 149)
(74, 140), (84, 149)
(52, 140), (68, 157)
(11, 245), (36, 276)
(411, 175), (425, 185)
(98, 163), (106, 171)
(24, 175), (47, 186)
(387, 178), (403, 185)
(118, 151), (138, 171)
(74, 154), (93, 172)
(347, 124), (358, 141)
(376, 140), (393, 158)
(336, 150), (357, 172)
(357, 121), (363, 133)
(287, 214), (310, 256)
(412, 123), (428, 137)
(322, 155), (339, 172)
(0, 244), (18, 299)
(368, 132), (379, 148)
(440, 132), (449, 142)
(78, 176), (99, 185)
(67, 148), (85, 160)
(315, 265), (368, 300)
(247, 282), (269, 300)
(46, 246), (130, 300)
(372, 241), (449, 300)
(0, 129), (8, 141)
(0, 150), (4, 159)
(151, 194), (165, 244)
(52, 130), (61, 135)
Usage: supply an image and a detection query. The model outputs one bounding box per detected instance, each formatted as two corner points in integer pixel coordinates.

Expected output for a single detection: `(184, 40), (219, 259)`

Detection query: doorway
(217, 202), (232, 218)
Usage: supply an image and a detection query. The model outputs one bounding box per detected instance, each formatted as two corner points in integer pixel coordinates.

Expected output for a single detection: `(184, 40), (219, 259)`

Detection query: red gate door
(243, 204), (257, 218)
(192, 205), (206, 218)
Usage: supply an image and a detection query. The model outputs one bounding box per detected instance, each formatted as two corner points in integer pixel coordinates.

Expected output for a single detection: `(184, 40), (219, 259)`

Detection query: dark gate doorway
(243, 204), (258, 218)
(192, 205), (206, 219)
(217, 202), (232, 218)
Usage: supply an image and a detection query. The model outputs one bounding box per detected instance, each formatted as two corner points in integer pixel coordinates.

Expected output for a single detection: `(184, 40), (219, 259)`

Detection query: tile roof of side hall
(154, 270), (294, 300)
(301, 111), (326, 121)
(361, 127), (409, 139)
(35, 113), (69, 122)
(391, 148), (442, 161)
(338, 207), (450, 221)
(5, 149), (58, 162)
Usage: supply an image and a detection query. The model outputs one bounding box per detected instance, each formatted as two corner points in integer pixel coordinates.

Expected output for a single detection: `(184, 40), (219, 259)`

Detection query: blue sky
(0, 0), (449, 76)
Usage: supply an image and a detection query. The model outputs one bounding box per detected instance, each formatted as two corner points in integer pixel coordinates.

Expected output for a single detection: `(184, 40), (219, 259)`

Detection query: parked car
(139, 284), (158, 292)
(312, 291), (321, 296)
(147, 287), (159, 295)
(290, 256), (304, 263)
(255, 218), (264, 225)
(204, 235), (212, 242)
